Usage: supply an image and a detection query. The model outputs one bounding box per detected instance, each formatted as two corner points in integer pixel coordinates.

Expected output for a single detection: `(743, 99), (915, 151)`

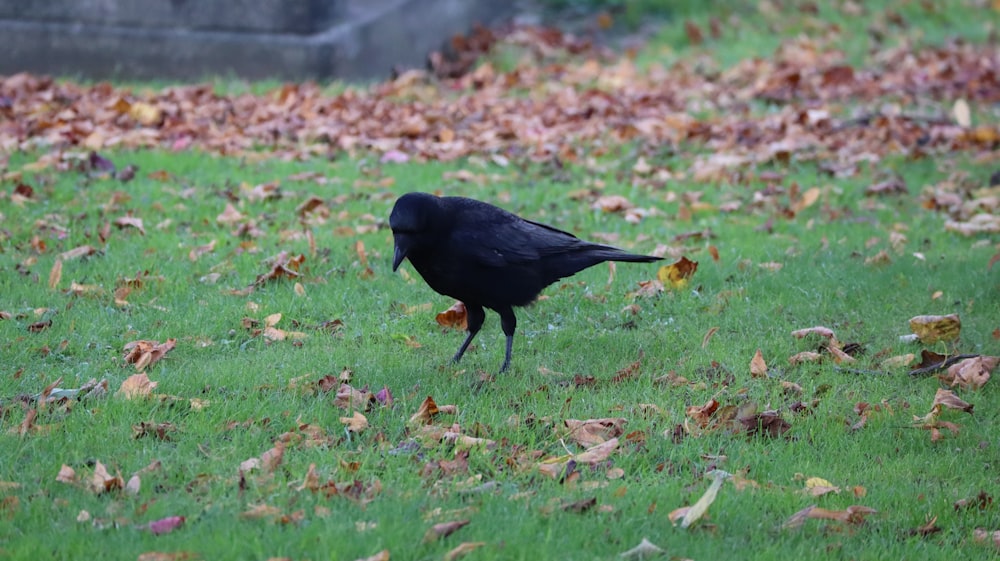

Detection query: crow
(390, 191), (662, 373)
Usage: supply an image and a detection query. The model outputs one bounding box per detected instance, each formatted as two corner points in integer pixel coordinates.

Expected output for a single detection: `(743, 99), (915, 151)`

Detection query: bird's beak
(392, 241), (407, 271)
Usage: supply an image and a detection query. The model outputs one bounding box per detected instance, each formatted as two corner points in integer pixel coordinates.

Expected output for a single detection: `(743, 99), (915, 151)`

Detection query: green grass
(2, 2), (999, 560)
(1, 147), (996, 561)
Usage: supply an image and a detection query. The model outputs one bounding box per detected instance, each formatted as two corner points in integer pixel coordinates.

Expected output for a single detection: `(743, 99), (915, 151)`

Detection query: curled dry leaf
(216, 203), (245, 224)
(443, 542), (486, 561)
(750, 349), (768, 378)
(826, 345), (856, 364)
(423, 519), (470, 543)
(678, 470), (732, 529)
(56, 464), (76, 484)
(945, 355), (996, 390)
(59, 245), (99, 261)
(881, 353), (915, 369)
(188, 239), (216, 262)
(339, 411), (369, 433)
(791, 326), (836, 339)
(260, 440), (286, 472)
(122, 339), (177, 371)
(932, 388), (974, 414)
(118, 373), (158, 399)
(804, 476), (840, 497)
(48, 258), (62, 289)
(619, 538), (665, 559)
(90, 461), (124, 494)
(909, 314), (961, 344)
(789, 351), (822, 364)
(436, 301), (468, 330)
(409, 395), (440, 425)
(113, 216), (145, 235)
(593, 194), (634, 213)
(333, 383), (374, 411)
(782, 504), (877, 529)
(563, 418), (626, 447)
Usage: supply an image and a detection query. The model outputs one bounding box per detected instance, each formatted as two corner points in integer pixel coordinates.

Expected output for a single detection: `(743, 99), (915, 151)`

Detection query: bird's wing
(453, 213), (583, 267)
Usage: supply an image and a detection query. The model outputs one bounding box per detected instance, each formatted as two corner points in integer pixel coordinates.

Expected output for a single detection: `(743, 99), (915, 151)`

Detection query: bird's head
(389, 192), (441, 271)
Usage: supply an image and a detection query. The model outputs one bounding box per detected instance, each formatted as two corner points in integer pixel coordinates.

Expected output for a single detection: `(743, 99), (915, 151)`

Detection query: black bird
(390, 192), (662, 373)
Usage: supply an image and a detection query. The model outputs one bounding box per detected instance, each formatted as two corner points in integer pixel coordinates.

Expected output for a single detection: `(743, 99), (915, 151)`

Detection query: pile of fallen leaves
(1, 24), (997, 172)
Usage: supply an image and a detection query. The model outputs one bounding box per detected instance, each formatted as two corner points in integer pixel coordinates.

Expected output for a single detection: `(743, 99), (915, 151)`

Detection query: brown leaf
(48, 259), (62, 290)
(750, 349), (768, 378)
(791, 326), (836, 339)
(89, 461), (124, 494)
(260, 441), (286, 472)
(563, 418), (626, 447)
(783, 504), (876, 528)
(932, 388), (974, 414)
(339, 411), (369, 433)
(217, 203), (245, 224)
(409, 395), (440, 425)
(117, 373), (158, 399)
(188, 239), (217, 262)
(946, 356), (996, 390)
(123, 339), (176, 371)
(59, 245), (99, 261)
(113, 216), (145, 235)
(423, 520), (470, 543)
(333, 384), (374, 411)
(56, 464), (76, 484)
(436, 301), (468, 330)
(443, 542), (486, 561)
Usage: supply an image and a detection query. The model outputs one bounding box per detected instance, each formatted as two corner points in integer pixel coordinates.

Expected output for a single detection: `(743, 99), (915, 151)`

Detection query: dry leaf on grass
(671, 469), (732, 529)
(782, 504), (877, 529)
(909, 314), (961, 344)
(122, 339), (176, 371)
(657, 256), (698, 289)
(436, 301), (468, 330)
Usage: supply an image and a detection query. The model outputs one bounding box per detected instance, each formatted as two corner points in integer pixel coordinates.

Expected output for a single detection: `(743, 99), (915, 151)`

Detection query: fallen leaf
(932, 388), (974, 413)
(436, 301), (468, 330)
(909, 314), (961, 344)
(657, 257), (698, 289)
(118, 373), (158, 399)
(750, 349), (768, 378)
(679, 470), (731, 528)
(340, 411), (369, 433)
(619, 538), (665, 558)
(423, 520), (470, 543)
(48, 259), (62, 289)
(946, 356), (996, 390)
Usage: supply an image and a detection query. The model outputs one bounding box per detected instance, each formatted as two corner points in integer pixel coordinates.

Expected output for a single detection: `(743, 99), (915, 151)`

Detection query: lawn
(1, 1), (998, 560)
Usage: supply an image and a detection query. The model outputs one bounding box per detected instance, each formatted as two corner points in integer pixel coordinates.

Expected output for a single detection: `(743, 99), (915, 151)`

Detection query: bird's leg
(497, 306), (517, 373)
(452, 304), (485, 364)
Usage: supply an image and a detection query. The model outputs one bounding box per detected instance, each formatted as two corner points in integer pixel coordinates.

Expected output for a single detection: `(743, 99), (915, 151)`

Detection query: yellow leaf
(656, 256), (698, 289)
(129, 101), (162, 126)
(909, 314), (961, 343)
